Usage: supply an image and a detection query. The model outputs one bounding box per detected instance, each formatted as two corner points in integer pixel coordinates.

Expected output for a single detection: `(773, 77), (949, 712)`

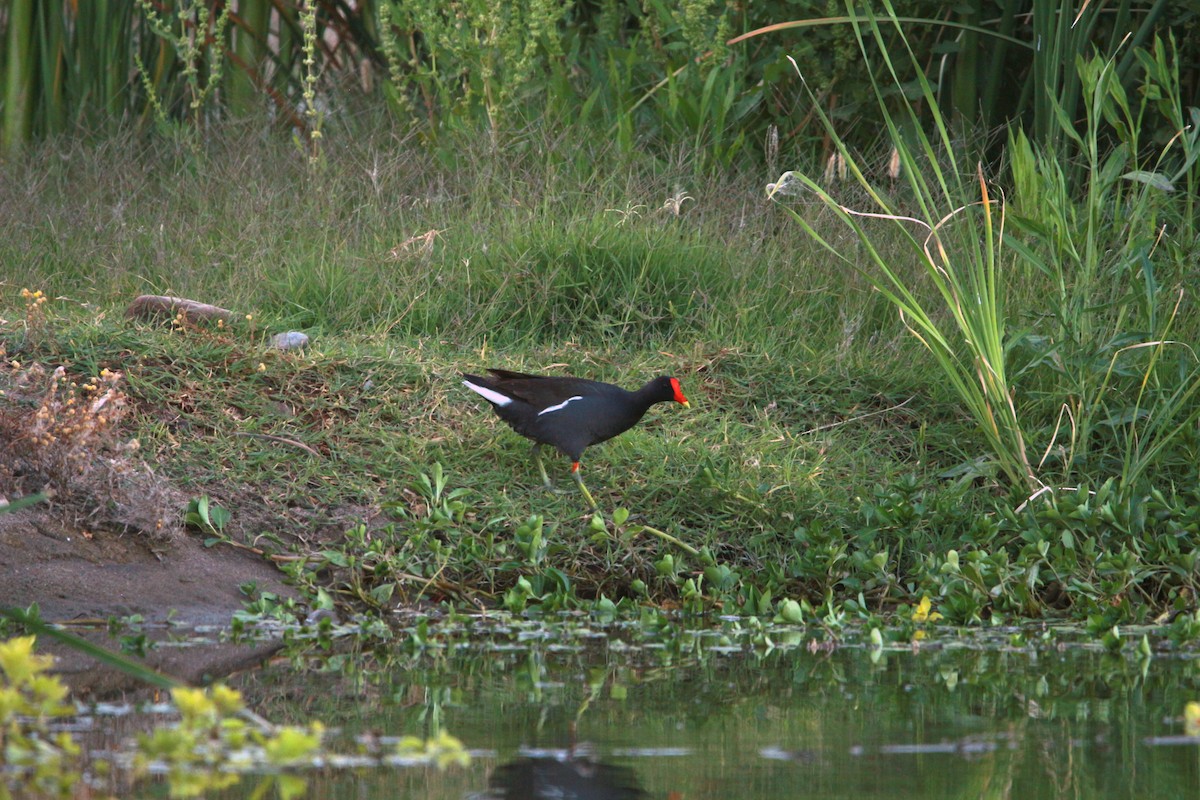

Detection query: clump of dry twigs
(0, 342), (179, 544)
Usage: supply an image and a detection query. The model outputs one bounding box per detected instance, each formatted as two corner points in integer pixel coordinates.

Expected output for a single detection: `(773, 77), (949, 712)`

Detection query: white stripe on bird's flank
(463, 380), (513, 407)
(537, 395), (584, 416)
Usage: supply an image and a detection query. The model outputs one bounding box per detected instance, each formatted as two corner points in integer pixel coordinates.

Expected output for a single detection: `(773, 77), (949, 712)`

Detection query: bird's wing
(485, 370), (608, 407)
(486, 368), (542, 381)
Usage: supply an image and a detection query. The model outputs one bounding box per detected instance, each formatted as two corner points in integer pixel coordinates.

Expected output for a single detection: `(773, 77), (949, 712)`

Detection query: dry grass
(0, 342), (180, 545)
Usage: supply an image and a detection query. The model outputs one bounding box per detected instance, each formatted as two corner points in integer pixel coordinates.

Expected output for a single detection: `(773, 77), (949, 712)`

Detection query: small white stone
(271, 331), (309, 351)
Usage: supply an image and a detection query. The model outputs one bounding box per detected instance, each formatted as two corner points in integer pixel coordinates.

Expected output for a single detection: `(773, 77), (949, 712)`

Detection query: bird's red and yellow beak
(670, 378), (691, 408)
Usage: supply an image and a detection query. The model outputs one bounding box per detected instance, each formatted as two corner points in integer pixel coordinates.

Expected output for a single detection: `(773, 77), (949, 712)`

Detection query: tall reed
(2, 0), (35, 152)
(1005, 34), (1200, 491)
(771, 3), (1037, 493)
(772, 4), (1200, 498)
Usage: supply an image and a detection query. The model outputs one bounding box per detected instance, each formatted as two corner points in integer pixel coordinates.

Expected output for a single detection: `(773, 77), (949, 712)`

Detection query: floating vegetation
(0, 635), (470, 799)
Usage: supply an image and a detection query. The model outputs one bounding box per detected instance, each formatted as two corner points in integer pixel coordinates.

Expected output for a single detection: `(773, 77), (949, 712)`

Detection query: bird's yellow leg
(571, 461), (598, 510)
(532, 443), (555, 490)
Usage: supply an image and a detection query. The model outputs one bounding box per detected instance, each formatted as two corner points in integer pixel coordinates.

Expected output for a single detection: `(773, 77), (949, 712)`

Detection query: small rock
(271, 331), (309, 351)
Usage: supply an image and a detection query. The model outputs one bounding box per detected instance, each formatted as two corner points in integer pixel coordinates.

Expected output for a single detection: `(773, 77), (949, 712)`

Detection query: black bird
(461, 368), (690, 508)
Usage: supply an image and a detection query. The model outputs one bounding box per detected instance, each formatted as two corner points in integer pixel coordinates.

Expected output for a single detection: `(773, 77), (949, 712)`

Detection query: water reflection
(192, 621), (1200, 799)
(484, 744), (645, 799)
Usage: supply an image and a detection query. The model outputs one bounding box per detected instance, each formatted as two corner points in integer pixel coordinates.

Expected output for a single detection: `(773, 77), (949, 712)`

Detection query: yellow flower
(263, 723), (324, 765)
(171, 686), (216, 720)
(1185, 701), (1200, 737)
(911, 595), (943, 624)
(432, 731), (470, 770)
(28, 674), (71, 714)
(0, 636), (54, 685)
(210, 684), (245, 715)
(395, 731), (470, 769)
(0, 686), (22, 721)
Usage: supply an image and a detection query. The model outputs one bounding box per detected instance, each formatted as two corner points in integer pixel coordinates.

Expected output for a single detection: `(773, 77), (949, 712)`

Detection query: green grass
(2, 119), (1198, 625)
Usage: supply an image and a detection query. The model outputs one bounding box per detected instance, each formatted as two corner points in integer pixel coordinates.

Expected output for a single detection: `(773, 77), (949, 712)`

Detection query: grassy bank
(2, 119), (1199, 631)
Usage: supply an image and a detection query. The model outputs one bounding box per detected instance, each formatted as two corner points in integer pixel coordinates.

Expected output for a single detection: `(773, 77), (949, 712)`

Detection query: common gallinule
(461, 368), (690, 508)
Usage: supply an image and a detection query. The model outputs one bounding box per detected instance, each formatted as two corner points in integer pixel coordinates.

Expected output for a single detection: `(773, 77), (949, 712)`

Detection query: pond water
(49, 616), (1200, 798)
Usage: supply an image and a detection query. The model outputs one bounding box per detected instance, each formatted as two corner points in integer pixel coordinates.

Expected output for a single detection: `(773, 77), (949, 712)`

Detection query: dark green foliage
(3, 1), (1197, 175)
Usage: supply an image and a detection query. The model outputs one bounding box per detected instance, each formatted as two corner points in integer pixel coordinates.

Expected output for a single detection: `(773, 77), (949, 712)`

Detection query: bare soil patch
(0, 342), (301, 624)
(0, 506), (296, 624)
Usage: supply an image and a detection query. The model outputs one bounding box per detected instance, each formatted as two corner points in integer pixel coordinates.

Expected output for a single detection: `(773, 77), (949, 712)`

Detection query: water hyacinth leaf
(370, 583), (395, 606)
(321, 550), (350, 568)
(543, 567), (571, 595)
(777, 599), (803, 624)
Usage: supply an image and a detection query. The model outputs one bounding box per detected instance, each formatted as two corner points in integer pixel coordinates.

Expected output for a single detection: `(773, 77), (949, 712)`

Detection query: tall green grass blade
(976, 0), (1020, 128)
(2, 0), (36, 153)
(229, 0), (271, 117)
(34, 0), (66, 135)
(725, 15), (1028, 49)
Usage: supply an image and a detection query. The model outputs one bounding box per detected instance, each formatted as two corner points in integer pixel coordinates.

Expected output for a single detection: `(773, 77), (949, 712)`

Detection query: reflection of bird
(462, 369), (690, 508)
(485, 752), (646, 799)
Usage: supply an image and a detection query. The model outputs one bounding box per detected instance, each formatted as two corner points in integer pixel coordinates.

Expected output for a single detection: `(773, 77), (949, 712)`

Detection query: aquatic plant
(0, 633), (471, 798)
(0, 636), (80, 798)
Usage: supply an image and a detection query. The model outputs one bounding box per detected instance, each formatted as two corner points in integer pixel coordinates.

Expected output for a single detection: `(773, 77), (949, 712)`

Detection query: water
(190, 618), (1200, 799)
